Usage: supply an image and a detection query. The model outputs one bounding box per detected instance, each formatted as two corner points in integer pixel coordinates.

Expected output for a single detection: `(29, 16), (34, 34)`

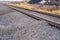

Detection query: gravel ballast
(0, 11), (60, 40)
(0, 4), (60, 40)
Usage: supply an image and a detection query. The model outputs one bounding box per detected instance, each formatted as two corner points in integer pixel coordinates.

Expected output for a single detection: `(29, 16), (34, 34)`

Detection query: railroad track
(6, 5), (60, 28)
(0, 4), (60, 40)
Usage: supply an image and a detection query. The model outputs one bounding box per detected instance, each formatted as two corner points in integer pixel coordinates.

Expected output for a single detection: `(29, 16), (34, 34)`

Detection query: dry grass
(8, 3), (60, 15)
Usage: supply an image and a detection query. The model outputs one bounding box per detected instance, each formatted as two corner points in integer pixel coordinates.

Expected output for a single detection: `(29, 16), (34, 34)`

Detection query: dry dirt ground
(0, 4), (60, 40)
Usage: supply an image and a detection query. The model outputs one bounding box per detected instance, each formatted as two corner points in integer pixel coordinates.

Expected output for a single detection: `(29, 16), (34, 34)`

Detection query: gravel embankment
(0, 4), (60, 40)
(0, 11), (60, 40)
